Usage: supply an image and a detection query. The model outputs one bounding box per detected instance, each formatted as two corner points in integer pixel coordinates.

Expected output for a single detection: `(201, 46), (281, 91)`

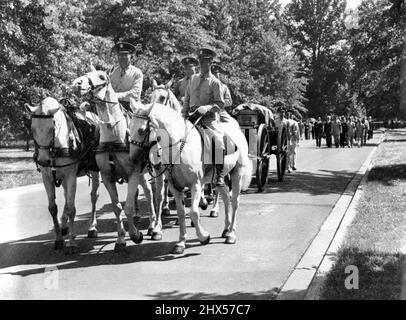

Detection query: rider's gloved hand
(197, 105), (210, 115)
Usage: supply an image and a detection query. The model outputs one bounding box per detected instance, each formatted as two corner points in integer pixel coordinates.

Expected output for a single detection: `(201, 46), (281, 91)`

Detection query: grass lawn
(320, 129), (406, 299)
(0, 148), (43, 190)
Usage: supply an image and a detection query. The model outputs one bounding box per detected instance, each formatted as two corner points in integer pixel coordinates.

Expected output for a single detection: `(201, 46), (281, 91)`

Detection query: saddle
(190, 116), (239, 166)
(64, 108), (100, 174)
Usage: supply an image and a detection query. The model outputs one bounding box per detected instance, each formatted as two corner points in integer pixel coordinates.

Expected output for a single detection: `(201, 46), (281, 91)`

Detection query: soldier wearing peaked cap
(109, 41), (143, 112)
(173, 56), (199, 102)
(183, 47), (227, 187)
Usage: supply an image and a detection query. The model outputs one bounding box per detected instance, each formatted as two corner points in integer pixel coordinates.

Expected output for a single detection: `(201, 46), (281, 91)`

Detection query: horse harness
(31, 112), (95, 188)
(129, 109), (204, 192)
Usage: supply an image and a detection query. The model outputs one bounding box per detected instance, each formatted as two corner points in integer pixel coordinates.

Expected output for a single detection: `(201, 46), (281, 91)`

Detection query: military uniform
(110, 42), (143, 112)
(183, 48), (226, 186)
(211, 63), (233, 123)
(287, 113), (300, 172)
(173, 56), (199, 103)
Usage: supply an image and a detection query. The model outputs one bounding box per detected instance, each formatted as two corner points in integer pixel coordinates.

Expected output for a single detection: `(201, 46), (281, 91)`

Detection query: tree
(348, 0), (404, 120)
(0, 0), (113, 140)
(283, 0), (349, 116)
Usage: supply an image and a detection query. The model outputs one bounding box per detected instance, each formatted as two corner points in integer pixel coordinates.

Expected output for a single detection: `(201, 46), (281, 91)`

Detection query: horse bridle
(31, 112), (92, 187)
(31, 114), (57, 158)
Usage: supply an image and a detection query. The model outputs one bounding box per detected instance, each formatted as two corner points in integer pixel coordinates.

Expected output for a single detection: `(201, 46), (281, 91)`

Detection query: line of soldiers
(313, 115), (374, 148)
(101, 42), (234, 187)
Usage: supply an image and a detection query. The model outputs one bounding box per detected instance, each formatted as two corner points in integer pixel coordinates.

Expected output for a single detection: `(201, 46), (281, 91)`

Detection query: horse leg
(134, 188), (140, 223)
(63, 173), (79, 254)
(209, 189), (220, 218)
(190, 183), (211, 245)
(199, 187), (208, 210)
(150, 172), (164, 241)
(217, 184), (231, 240)
(124, 172), (143, 245)
(42, 173), (64, 250)
(161, 179), (170, 216)
(169, 184), (188, 254)
(226, 168), (241, 244)
(88, 170), (100, 238)
(206, 183), (214, 204)
(139, 173), (157, 237)
(100, 171), (126, 252)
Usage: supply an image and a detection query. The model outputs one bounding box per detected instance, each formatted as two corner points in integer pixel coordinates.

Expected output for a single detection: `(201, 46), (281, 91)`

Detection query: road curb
(276, 132), (385, 300)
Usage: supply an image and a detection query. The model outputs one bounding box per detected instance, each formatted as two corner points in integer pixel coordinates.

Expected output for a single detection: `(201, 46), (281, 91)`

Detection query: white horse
(128, 102), (252, 254)
(72, 70), (162, 252)
(25, 97), (100, 253)
(147, 82), (211, 221)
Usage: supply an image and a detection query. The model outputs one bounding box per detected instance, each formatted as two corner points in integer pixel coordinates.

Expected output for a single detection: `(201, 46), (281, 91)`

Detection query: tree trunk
(401, 33), (406, 119)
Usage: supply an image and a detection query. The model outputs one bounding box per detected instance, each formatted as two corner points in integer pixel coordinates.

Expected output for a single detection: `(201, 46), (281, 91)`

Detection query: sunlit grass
(321, 130), (406, 299)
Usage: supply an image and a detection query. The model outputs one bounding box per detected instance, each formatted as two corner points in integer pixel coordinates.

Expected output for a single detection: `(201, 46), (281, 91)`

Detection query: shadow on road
(145, 289), (280, 300)
(245, 168), (360, 196)
(0, 199), (196, 277)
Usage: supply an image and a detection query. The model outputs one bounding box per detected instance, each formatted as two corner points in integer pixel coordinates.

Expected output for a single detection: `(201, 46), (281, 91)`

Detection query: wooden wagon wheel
(277, 126), (288, 181)
(256, 124), (270, 192)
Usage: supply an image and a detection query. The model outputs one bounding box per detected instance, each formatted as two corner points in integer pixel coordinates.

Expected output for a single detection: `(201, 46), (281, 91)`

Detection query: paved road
(0, 136), (380, 299)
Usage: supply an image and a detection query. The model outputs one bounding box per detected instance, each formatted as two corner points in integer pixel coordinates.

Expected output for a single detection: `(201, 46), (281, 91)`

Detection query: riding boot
(215, 164), (225, 187)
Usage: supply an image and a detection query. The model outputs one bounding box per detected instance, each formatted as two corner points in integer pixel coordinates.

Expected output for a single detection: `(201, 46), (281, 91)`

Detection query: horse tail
(240, 156), (253, 191)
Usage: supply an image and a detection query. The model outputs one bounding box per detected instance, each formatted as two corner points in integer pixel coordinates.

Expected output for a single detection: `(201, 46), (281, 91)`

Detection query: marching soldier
(173, 56), (199, 103)
(110, 41), (143, 112)
(286, 110), (300, 173)
(183, 48), (226, 187)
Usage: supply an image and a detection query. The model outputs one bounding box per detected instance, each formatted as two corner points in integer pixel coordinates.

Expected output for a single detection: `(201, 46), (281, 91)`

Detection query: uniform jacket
(324, 121), (332, 135)
(183, 72), (225, 116)
(173, 76), (192, 100)
(110, 65), (143, 103)
(331, 120), (342, 136)
(287, 119), (300, 144)
(314, 121), (324, 135)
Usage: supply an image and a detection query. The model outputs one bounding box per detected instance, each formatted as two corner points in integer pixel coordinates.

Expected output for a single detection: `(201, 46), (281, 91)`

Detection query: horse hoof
(162, 207), (171, 216)
(191, 220), (194, 228)
(114, 242), (127, 253)
(130, 232), (143, 244)
(172, 245), (185, 255)
(200, 234), (211, 245)
(225, 235), (236, 244)
(221, 229), (228, 238)
(87, 230), (98, 238)
(61, 227), (69, 237)
(152, 232), (162, 241)
(133, 216), (141, 224)
(64, 245), (78, 255)
(54, 240), (65, 250)
(207, 195), (214, 204)
(147, 227), (153, 236)
(210, 210), (218, 218)
(199, 199), (208, 210)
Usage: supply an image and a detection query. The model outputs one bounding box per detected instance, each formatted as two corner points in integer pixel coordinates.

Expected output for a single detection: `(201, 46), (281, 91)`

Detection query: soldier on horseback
(173, 56), (199, 103)
(110, 41), (143, 113)
(183, 48), (226, 187)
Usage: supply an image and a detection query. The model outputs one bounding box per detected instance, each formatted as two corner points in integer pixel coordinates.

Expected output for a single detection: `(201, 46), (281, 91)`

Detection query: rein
(129, 107), (204, 182)
(31, 112), (91, 187)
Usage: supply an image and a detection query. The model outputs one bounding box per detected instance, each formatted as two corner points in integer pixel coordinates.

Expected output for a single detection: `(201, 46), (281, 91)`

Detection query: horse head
(25, 97), (67, 166)
(150, 79), (182, 114)
(72, 70), (110, 100)
(128, 104), (157, 163)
